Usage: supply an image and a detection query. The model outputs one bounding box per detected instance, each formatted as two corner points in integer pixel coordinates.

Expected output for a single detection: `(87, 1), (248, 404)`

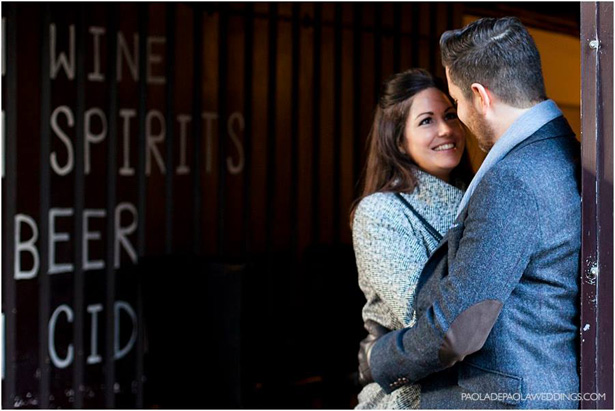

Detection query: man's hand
(358, 320), (391, 386)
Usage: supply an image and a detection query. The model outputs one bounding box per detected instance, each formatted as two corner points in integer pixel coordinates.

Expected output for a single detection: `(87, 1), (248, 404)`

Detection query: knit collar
(408, 167), (464, 208)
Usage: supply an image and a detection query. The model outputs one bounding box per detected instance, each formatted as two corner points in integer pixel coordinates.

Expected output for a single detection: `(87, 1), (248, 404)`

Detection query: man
(360, 17), (581, 409)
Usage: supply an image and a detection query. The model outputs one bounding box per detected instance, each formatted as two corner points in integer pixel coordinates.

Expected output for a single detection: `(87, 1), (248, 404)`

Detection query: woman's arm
(353, 194), (430, 328)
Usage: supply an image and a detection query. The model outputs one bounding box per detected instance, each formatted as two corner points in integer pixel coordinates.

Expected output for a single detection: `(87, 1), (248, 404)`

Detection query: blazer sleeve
(369, 170), (541, 393)
(353, 195), (429, 327)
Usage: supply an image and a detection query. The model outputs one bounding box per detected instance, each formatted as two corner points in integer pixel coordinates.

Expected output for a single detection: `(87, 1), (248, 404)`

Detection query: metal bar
(595, 3), (613, 408)
(393, 4), (402, 73)
(446, 4), (454, 32)
(72, 5), (86, 407)
(352, 4), (362, 198)
(411, 4), (420, 66)
(135, 4), (149, 408)
(38, 3), (52, 409)
(218, 7), (447, 40)
(218, 4), (229, 257)
(289, 3), (300, 255)
(263, 5), (279, 379)
(192, 7), (203, 255)
(165, 4), (176, 255)
(265, 3), (278, 253)
(311, 3), (322, 243)
(580, 2), (599, 408)
(373, 4), (382, 104)
(242, 3), (254, 257)
(429, 3), (437, 73)
(104, 3), (119, 408)
(137, 4), (148, 259)
(332, 3), (342, 243)
(3, 3), (18, 408)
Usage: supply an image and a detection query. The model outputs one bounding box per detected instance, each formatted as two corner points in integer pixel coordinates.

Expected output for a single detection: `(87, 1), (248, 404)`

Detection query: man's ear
(470, 83), (492, 114)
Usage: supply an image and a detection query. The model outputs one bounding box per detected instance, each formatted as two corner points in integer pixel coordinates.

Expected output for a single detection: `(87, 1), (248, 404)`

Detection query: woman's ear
(470, 83), (492, 115)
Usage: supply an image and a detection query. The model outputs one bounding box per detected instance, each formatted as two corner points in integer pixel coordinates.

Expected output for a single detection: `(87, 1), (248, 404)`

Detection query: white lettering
(48, 208), (74, 275)
(50, 106), (75, 176)
(146, 36), (165, 85)
(176, 114), (191, 175)
(49, 304), (74, 369)
(88, 26), (105, 82)
(146, 110), (165, 175)
(83, 209), (106, 271)
(84, 108), (107, 175)
(227, 112), (245, 175)
(50, 24), (75, 80)
(15, 214), (40, 280)
(117, 32), (139, 82)
(119, 109), (136, 176)
(114, 202), (138, 268)
(114, 301), (137, 360)
(86, 304), (103, 365)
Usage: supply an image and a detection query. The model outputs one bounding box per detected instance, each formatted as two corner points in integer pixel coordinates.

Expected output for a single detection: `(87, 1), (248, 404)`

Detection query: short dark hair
(440, 17), (547, 108)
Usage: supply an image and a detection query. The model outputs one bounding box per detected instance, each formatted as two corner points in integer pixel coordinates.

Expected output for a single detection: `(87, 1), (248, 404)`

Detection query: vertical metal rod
(446, 4), (454, 32)
(38, 4), (52, 409)
(352, 4), (363, 198)
(373, 4), (382, 104)
(104, 3), (119, 408)
(289, 4), (300, 256)
(165, 4), (176, 255)
(137, 5), (148, 259)
(411, 4), (420, 67)
(311, 3), (322, 243)
(393, 4), (402, 73)
(3, 3), (18, 408)
(265, 3), (278, 254)
(217, 4), (229, 257)
(264, 4), (278, 344)
(72, 5), (86, 408)
(242, 3), (254, 257)
(192, 7), (203, 255)
(428, 4), (437, 73)
(332, 4), (342, 243)
(135, 4), (149, 408)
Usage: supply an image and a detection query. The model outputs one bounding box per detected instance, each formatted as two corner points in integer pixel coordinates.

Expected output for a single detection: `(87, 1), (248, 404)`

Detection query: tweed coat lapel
(413, 116), (573, 315)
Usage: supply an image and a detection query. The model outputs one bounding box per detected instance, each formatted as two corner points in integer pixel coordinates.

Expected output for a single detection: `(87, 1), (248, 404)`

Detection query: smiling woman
(401, 87), (465, 183)
(350, 68), (473, 409)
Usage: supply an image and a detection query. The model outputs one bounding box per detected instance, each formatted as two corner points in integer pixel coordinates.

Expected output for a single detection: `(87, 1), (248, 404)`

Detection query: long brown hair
(349, 68), (473, 226)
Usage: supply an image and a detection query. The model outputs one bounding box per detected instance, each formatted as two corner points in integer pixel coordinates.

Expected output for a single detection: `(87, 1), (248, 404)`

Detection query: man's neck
(490, 104), (535, 145)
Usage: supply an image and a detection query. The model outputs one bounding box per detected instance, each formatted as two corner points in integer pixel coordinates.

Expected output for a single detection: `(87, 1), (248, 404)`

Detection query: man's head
(440, 17), (547, 151)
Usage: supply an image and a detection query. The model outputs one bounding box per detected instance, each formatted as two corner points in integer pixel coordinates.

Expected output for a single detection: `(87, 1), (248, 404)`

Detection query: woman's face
(402, 87), (465, 182)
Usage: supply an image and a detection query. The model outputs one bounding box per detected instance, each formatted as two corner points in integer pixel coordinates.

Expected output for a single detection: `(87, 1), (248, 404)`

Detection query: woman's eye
(445, 112), (458, 120)
(419, 117), (432, 126)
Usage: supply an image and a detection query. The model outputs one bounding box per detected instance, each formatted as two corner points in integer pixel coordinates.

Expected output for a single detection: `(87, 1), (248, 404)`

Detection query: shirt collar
(455, 99), (563, 217)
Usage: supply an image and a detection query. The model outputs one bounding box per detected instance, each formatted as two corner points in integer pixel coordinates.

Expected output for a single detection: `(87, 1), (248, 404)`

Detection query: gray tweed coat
(353, 169), (464, 409)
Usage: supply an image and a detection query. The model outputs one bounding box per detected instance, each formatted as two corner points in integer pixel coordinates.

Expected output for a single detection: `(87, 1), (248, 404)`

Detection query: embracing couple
(351, 17), (580, 409)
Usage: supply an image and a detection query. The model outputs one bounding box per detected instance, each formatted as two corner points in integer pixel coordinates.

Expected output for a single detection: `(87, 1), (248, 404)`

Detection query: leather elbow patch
(438, 300), (503, 368)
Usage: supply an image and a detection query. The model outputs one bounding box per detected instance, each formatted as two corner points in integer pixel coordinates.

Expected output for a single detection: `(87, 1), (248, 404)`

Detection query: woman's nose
(438, 120), (453, 136)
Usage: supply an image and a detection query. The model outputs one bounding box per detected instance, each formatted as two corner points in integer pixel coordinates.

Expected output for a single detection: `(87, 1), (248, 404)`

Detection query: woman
(351, 69), (472, 409)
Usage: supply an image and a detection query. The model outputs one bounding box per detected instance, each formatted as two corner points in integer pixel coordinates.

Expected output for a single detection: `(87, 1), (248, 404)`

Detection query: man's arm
(369, 170), (541, 393)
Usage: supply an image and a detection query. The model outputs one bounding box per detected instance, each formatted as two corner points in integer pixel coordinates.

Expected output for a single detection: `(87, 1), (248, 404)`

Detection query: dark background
(2, 2), (580, 408)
